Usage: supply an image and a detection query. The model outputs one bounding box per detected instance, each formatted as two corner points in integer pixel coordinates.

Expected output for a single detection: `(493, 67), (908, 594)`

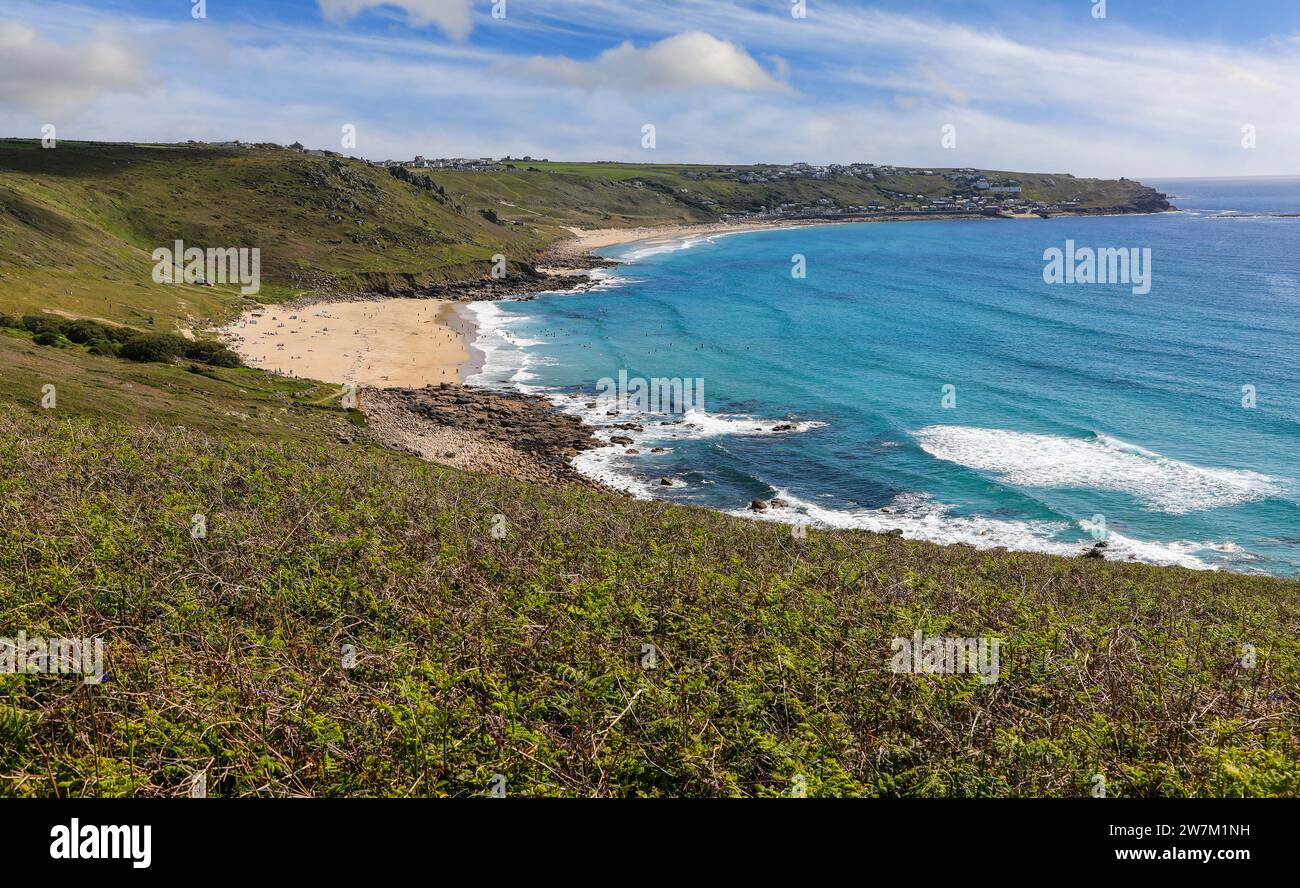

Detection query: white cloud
(2, 1), (1296, 177)
(0, 21), (145, 115)
(506, 31), (790, 93)
(316, 0), (473, 41)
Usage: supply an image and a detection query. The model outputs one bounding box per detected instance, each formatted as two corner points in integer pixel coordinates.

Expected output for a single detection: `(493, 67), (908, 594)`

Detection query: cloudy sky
(1, 0), (1297, 177)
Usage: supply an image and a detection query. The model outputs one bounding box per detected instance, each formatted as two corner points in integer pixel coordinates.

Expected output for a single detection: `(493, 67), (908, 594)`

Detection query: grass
(0, 404), (1295, 797)
(0, 140), (557, 327)
(0, 325), (356, 441)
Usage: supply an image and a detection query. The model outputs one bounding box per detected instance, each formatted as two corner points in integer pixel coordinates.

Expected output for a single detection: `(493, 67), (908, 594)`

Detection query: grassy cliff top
(0, 140), (556, 327)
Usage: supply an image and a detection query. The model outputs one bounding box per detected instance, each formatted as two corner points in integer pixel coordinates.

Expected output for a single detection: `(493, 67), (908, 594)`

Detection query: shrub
(21, 315), (60, 335)
(183, 340), (243, 368)
(0, 313), (18, 329)
(119, 333), (190, 363)
(33, 330), (69, 347)
(87, 340), (120, 357)
(98, 324), (135, 344)
(59, 319), (109, 344)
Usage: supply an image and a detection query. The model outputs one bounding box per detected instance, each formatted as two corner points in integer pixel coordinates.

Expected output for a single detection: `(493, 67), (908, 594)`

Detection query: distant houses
(190, 142), (1070, 219)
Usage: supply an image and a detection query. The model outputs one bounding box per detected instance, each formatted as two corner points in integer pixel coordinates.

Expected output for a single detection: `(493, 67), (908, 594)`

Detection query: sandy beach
(559, 220), (809, 253)
(221, 222), (770, 388)
(223, 298), (471, 387)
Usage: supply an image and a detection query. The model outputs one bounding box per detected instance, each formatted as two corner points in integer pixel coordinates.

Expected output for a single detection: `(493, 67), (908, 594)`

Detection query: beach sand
(560, 221), (799, 252)
(223, 299), (470, 387)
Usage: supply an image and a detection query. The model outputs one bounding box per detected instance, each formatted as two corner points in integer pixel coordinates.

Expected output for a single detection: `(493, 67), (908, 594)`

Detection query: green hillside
(0, 140), (556, 328)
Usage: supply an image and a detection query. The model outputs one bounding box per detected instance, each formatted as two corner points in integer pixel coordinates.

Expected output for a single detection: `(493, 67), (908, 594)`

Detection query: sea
(465, 176), (1300, 576)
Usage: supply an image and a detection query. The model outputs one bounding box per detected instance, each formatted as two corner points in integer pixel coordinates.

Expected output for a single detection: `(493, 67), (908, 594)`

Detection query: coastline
(225, 211), (1194, 520)
(220, 218), (819, 388)
(425, 210), (1270, 572)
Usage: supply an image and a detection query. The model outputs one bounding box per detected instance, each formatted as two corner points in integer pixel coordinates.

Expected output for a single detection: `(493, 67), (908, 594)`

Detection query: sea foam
(730, 490), (1235, 571)
(914, 426), (1281, 514)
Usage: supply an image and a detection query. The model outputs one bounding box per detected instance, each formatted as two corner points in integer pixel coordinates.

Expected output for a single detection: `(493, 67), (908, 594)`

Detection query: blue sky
(1, 0), (1298, 176)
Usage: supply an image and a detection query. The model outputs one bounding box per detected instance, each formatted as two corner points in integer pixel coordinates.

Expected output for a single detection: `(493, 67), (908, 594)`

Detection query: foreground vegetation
(0, 404), (1296, 797)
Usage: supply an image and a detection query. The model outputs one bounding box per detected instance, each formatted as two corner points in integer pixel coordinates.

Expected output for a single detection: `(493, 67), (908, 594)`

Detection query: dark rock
(749, 499), (767, 512)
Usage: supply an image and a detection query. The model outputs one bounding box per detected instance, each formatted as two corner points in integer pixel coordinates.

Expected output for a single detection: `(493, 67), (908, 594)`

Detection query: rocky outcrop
(1081, 540), (1108, 559)
(387, 165), (456, 207)
(279, 249), (619, 310)
(360, 384), (604, 488)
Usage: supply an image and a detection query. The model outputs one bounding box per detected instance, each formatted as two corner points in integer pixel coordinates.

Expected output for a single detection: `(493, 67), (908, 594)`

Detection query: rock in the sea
(659, 477), (673, 486)
(650, 447), (666, 453)
(773, 423), (795, 432)
(626, 448), (639, 455)
(749, 499), (767, 512)
(769, 498), (789, 509)
(610, 435), (633, 446)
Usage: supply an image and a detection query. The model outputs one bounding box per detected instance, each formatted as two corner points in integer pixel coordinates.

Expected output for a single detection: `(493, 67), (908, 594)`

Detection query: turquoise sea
(466, 177), (1300, 575)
